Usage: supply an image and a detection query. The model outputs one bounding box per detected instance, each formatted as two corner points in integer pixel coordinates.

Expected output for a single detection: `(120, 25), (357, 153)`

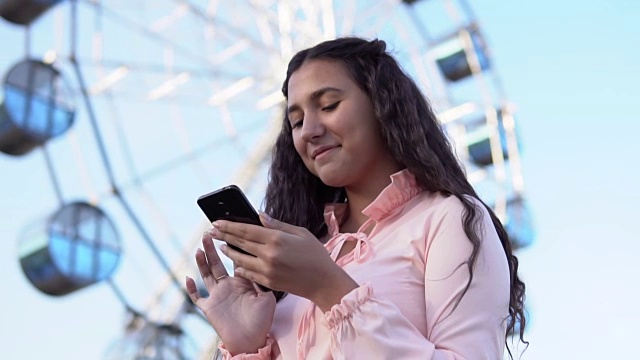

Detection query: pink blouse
(220, 170), (510, 359)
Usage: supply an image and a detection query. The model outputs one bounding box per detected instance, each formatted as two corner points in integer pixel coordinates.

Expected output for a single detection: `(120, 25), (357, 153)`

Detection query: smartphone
(197, 185), (280, 296)
(197, 185), (261, 257)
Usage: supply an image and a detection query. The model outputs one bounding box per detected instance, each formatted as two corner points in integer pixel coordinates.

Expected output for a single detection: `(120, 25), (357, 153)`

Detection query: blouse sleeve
(217, 336), (278, 360)
(324, 197), (511, 359)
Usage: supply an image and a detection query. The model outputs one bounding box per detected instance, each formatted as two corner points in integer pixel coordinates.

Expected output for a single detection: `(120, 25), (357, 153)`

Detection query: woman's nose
(300, 113), (324, 142)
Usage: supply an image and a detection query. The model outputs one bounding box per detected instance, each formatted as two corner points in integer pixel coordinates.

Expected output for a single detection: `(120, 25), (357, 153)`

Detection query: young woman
(186, 37), (526, 359)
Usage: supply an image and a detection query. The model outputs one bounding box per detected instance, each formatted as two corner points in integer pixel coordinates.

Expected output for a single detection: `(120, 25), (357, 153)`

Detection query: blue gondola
(0, 0), (65, 25)
(0, 59), (75, 156)
(466, 111), (508, 167)
(433, 26), (490, 82)
(104, 320), (191, 360)
(504, 197), (535, 250)
(18, 202), (121, 296)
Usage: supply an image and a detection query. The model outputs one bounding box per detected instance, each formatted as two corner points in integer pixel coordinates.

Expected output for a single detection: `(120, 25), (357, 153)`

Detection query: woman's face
(287, 59), (396, 189)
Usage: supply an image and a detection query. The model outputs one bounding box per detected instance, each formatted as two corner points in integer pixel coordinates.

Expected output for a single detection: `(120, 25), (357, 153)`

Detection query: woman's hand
(186, 232), (276, 356)
(211, 211), (359, 312)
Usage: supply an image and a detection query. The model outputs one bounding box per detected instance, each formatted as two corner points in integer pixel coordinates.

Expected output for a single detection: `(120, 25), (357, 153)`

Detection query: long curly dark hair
(264, 37), (527, 357)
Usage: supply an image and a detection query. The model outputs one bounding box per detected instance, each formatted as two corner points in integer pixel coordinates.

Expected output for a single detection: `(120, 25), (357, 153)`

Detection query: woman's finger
(209, 227), (263, 256)
(185, 276), (201, 305)
(220, 243), (264, 275)
(202, 232), (228, 285)
(234, 266), (271, 291)
(195, 248), (216, 289)
(212, 220), (270, 245)
(259, 211), (306, 237)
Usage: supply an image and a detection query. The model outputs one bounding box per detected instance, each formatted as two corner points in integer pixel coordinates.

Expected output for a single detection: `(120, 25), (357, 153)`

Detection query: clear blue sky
(1, 1), (639, 359)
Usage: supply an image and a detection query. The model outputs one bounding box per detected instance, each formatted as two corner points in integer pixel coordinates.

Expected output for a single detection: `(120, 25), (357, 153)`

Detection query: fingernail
(219, 243), (227, 253)
(259, 210), (273, 223)
(212, 221), (221, 229)
(207, 228), (218, 237)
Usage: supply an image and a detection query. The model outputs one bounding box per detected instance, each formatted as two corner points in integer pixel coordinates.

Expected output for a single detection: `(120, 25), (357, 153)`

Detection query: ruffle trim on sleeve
(218, 336), (275, 359)
(324, 283), (374, 329)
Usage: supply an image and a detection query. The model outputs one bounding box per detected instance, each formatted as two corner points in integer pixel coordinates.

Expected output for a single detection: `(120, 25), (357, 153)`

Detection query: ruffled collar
(323, 169), (422, 237)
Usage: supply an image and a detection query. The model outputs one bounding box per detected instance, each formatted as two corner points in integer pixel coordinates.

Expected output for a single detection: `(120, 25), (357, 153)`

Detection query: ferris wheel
(0, 0), (534, 358)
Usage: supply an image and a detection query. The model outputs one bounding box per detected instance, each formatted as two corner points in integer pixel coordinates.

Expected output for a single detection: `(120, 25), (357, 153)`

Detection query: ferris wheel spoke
(80, 1), (216, 69)
(173, 0), (282, 56)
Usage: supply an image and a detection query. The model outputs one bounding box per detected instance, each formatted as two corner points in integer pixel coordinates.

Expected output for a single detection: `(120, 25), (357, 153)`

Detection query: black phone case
(197, 185), (278, 295)
(197, 185), (261, 257)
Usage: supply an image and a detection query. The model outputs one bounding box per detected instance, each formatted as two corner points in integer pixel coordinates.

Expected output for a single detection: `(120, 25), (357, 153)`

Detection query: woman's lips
(311, 145), (339, 160)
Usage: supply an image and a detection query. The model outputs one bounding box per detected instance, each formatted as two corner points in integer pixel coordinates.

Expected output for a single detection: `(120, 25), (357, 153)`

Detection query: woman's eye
(322, 102), (339, 111)
(291, 119), (303, 129)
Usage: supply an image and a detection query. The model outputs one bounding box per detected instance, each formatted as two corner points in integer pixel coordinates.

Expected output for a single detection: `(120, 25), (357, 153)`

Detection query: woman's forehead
(287, 60), (352, 98)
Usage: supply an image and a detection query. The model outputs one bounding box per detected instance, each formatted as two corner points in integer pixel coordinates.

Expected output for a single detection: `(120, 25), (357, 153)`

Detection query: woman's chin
(317, 173), (347, 188)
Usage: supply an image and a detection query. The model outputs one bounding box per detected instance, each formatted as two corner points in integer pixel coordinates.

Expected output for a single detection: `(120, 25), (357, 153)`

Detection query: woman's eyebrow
(287, 87), (344, 114)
